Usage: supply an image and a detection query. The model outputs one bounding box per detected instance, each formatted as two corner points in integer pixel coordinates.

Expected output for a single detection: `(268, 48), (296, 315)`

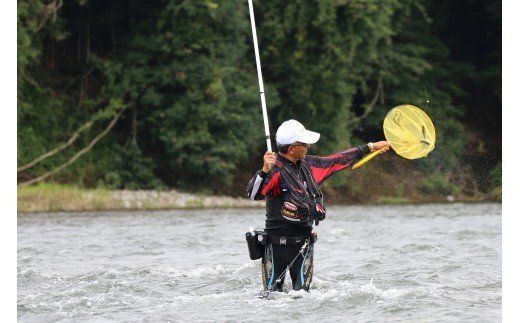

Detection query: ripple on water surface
(18, 203), (501, 321)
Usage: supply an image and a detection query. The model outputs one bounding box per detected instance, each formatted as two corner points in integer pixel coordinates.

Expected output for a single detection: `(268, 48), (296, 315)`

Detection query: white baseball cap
(275, 119), (320, 145)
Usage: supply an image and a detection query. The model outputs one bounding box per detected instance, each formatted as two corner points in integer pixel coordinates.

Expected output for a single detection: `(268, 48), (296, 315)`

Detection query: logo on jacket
(283, 202), (297, 211)
(281, 203), (300, 222)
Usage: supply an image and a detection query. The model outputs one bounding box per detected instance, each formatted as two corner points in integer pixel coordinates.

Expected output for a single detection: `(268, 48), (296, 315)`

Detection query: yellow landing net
(352, 104), (435, 169)
(384, 104), (435, 159)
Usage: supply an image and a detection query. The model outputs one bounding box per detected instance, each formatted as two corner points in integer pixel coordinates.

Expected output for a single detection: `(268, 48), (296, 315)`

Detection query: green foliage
(104, 142), (164, 190)
(490, 163), (502, 188)
(102, 0), (263, 190)
(376, 196), (410, 204)
(256, 0), (399, 151)
(420, 173), (461, 196)
(17, 0), (501, 198)
(17, 1), (41, 84)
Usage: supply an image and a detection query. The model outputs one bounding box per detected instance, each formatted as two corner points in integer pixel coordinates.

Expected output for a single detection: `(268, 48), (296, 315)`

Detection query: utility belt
(245, 228), (317, 260)
(268, 235), (317, 246)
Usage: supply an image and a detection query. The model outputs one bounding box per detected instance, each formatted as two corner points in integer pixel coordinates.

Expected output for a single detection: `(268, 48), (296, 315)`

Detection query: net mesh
(383, 104), (435, 159)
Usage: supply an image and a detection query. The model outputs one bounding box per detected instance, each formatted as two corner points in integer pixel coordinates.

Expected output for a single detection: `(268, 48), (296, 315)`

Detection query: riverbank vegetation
(18, 0), (501, 204)
(18, 176), (498, 213)
(17, 183), (262, 213)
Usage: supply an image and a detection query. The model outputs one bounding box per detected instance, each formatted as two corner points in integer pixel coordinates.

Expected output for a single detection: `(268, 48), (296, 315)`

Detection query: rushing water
(18, 203), (501, 322)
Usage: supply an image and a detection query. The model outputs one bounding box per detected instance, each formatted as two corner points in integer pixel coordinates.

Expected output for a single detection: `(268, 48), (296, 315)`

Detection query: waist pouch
(245, 230), (267, 260)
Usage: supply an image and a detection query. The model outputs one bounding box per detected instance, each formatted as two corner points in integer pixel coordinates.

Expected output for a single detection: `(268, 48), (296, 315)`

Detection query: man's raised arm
(306, 141), (390, 186)
(246, 151), (278, 200)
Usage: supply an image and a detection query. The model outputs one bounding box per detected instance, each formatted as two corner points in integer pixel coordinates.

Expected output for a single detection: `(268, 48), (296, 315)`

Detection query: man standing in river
(246, 119), (390, 292)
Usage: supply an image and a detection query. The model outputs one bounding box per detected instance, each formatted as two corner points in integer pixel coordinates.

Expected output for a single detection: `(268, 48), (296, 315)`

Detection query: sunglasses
(291, 142), (310, 148)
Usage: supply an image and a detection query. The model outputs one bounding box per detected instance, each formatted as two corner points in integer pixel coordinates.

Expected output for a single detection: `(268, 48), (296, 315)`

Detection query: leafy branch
(18, 102), (127, 187)
(348, 75), (384, 126)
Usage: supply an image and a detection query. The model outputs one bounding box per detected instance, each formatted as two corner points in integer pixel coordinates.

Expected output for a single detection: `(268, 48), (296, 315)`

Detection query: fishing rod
(247, 0), (272, 151)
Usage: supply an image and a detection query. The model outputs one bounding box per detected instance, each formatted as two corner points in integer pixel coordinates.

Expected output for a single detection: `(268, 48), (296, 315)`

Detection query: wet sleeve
(305, 145), (370, 185)
(246, 170), (281, 200)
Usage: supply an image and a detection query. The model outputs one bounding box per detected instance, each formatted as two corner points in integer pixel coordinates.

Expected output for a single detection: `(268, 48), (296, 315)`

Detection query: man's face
(288, 142), (310, 160)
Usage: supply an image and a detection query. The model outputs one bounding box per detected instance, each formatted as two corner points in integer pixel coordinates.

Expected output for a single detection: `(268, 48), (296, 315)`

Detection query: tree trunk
(132, 104), (137, 144)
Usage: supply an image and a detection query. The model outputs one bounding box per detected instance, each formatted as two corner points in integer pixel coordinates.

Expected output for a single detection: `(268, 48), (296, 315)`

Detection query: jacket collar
(277, 153), (302, 168)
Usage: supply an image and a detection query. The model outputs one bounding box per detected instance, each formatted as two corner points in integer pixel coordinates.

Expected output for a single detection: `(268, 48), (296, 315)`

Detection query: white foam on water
(18, 204), (502, 321)
(304, 276), (445, 305)
(163, 262), (255, 278)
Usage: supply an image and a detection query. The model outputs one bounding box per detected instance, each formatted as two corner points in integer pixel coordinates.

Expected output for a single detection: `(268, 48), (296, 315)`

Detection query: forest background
(17, 0), (501, 206)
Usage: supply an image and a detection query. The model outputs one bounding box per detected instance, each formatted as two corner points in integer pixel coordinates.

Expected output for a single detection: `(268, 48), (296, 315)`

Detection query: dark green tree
(17, 0), (501, 199)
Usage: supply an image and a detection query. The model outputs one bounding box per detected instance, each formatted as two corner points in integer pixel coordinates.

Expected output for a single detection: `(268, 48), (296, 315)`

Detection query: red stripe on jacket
(311, 163), (349, 184)
(261, 172), (281, 196)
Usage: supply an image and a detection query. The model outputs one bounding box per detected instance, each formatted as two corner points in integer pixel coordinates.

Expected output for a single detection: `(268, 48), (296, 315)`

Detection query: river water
(18, 203), (501, 322)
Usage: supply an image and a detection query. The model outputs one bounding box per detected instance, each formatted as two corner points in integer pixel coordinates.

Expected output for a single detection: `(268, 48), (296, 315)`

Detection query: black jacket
(246, 146), (369, 236)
